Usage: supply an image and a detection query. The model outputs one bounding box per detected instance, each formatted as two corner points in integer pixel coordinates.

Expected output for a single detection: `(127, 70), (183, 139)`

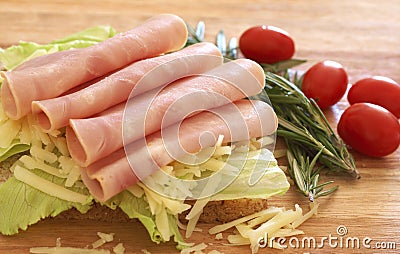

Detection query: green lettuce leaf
(0, 26), (116, 70)
(144, 147), (290, 202)
(106, 190), (163, 244)
(51, 25), (116, 44)
(0, 140), (29, 162)
(104, 190), (188, 249)
(0, 169), (92, 235)
(168, 214), (190, 251)
(211, 148), (290, 201)
(0, 24), (113, 236)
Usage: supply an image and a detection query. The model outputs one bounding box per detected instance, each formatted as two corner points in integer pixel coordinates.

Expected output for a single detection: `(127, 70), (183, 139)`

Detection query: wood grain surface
(0, 0), (399, 253)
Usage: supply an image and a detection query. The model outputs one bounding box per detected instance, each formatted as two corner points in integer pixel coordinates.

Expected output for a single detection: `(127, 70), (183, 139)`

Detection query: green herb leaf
(261, 59), (307, 73)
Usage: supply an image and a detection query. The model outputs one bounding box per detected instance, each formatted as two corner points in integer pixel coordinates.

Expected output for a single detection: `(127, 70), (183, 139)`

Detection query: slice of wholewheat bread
(53, 198), (268, 224)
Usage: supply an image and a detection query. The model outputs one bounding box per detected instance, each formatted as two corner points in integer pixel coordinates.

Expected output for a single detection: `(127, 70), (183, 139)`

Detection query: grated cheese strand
(246, 209), (283, 228)
(0, 118), (22, 148)
(91, 239), (107, 249)
(64, 165), (81, 187)
(29, 246), (110, 254)
(185, 211), (201, 239)
(185, 173), (222, 238)
(49, 136), (70, 156)
(92, 232), (115, 249)
(155, 206), (171, 242)
(19, 155), (67, 178)
(248, 205), (303, 253)
(14, 165), (89, 204)
(112, 243), (125, 254)
(180, 243), (207, 254)
(291, 202), (319, 229)
(226, 234), (250, 245)
(98, 232), (115, 242)
(30, 145), (58, 163)
(126, 184), (144, 198)
(208, 207), (284, 235)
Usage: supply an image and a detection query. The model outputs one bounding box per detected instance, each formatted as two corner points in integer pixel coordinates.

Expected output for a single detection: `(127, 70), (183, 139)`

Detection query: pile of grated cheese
(2, 112), (91, 204)
(29, 232), (125, 254)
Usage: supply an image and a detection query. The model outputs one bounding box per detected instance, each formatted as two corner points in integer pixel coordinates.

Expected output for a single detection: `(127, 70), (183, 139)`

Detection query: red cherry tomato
(301, 60), (348, 109)
(337, 103), (400, 157)
(239, 25), (295, 64)
(347, 76), (400, 118)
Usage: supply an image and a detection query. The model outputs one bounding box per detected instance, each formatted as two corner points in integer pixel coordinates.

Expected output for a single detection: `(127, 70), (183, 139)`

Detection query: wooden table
(0, 0), (399, 253)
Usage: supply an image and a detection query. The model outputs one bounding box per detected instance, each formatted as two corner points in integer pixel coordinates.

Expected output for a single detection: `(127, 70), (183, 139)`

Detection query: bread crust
(54, 198), (268, 224)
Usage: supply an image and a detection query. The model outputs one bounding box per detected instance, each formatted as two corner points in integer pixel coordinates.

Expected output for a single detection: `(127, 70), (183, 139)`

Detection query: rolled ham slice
(1, 14), (188, 120)
(31, 42), (223, 132)
(80, 99), (278, 202)
(66, 58), (265, 167)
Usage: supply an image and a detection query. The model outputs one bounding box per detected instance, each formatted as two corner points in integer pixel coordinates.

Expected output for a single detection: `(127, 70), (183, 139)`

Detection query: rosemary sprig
(264, 72), (360, 179)
(187, 22), (238, 60)
(286, 141), (338, 201)
(185, 21), (360, 201)
(185, 21), (205, 46)
(215, 30), (238, 60)
(261, 59), (307, 73)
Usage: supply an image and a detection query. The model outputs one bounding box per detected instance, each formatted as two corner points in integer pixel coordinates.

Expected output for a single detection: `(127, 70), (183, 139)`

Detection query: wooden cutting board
(0, 0), (399, 253)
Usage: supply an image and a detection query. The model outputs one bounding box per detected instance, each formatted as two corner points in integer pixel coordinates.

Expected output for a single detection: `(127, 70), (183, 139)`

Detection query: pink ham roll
(80, 99), (278, 202)
(31, 42), (223, 132)
(1, 14), (188, 120)
(66, 58), (265, 167)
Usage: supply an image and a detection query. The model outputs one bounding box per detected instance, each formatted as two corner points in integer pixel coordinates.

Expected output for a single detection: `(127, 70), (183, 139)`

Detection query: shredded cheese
(112, 243), (125, 254)
(180, 243), (207, 254)
(270, 228), (304, 238)
(248, 205), (303, 253)
(291, 202), (319, 229)
(177, 220), (202, 233)
(126, 184), (144, 198)
(207, 250), (224, 254)
(32, 125), (52, 146)
(0, 100), (7, 122)
(29, 246), (111, 254)
(226, 234), (250, 245)
(185, 172), (222, 238)
(58, 156), (82, 187)
(19, 115), (34, 144)
(138, 183), (191, 215)
(30, 145), (58, 163)
(273, 149), (287, 159)
(215, 233), (223, 240)
(209, 204), (319, 254)
(49, 136), (70, 156)
(0, 118), (21, 148)
(14, 165), (89, 204)
(92, 232), (115, 249)
(155, 204), (171, 241)
(19, 155), (67, 178)
(208, 207), (284, 234)
(255, 136), (274, 148)
(30, 232), (124, 254)
(246, 209), (284, 228)
(185, 212), (202, 239)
